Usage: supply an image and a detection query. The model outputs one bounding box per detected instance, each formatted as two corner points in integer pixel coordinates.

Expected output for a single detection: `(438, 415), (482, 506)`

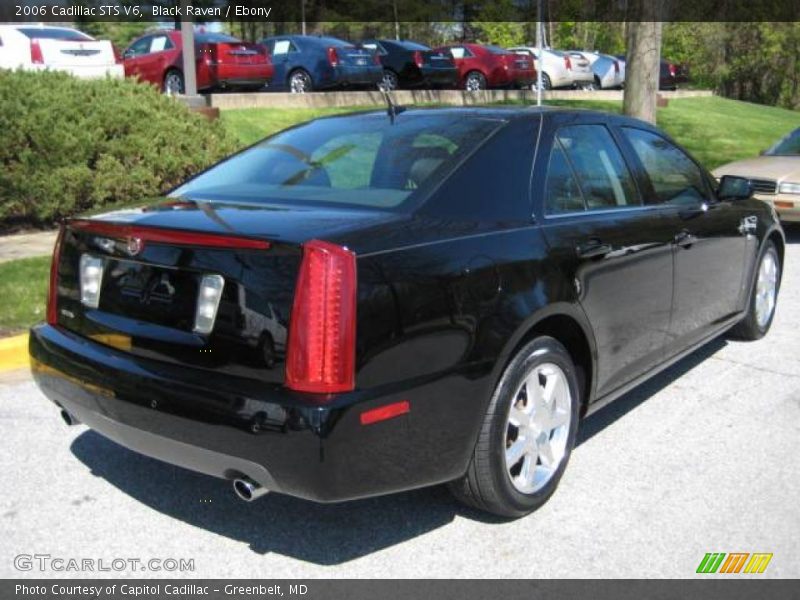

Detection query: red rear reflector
(30, 39), (44, 64)
(774, 201), (794, 209)
(47, 224), (65, 325)
(360, 401), (410, 426)
(413, 51), (423, 68)
(69, 219), (271, 250)
(327, 47), (339, 67)
(286, 240), (356, 394)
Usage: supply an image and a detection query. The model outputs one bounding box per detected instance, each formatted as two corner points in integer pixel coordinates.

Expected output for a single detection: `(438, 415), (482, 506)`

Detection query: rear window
(485, 45), (512, 55)
(17, 28), (92, 41)
(196, 32), (241, 44)
(765, 128), (800, 156)
(399, 41), (430, 51)
(172, 113), (504, 212)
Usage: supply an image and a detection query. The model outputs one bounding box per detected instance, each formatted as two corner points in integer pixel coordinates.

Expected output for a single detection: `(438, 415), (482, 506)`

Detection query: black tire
(449, 336), (580, 518)
(729, 240), (781, 340)
(162, 69), (184, 95)
(288, 69), (313, 93)
(464, 71), (487, 91)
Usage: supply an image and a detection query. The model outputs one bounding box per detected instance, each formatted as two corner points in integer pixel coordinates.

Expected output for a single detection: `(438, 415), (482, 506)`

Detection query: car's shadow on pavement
(70, 336), (727, 565)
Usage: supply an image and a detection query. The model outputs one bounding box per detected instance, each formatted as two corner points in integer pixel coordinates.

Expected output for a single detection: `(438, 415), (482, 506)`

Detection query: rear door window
(621, 127), (711, 206)
(550, 124), (639, 212)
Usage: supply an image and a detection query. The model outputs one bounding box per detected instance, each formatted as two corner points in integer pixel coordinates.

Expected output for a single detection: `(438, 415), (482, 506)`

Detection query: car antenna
(378, 83), (406, 124)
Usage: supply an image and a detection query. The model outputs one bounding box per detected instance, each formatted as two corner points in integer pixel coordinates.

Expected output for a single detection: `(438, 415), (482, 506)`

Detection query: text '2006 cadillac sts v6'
(30, 107), (784, 517)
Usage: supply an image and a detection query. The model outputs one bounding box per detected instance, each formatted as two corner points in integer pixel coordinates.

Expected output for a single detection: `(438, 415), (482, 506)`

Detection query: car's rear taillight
(30, 39), (44, 64)
(372, 51), (382, 65)
(46, 225), (65, 326)
(327, 47), (339, 67)
(669, 63), (677, 77)
(286, 240), (357, 394)
(614, 59), (619, 74)
(563, 54), (572, 70)
(413, 51), (424, 68)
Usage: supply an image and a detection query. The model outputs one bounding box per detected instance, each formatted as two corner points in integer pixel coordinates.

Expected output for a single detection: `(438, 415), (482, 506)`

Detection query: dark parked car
(122, 30), (273, 94)
(615, 55), (689, 91)
(32, 107), (783, 518)
(433, 43), (536, 90)
(360, 39), (459, 90)
(260, 35), (383, 92)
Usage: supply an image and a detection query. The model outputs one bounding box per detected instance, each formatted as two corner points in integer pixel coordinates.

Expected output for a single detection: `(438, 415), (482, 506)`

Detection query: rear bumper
(418, 66), (459, 87)
(27, 63), (124, 79)
(206, 63), (273, 88)
(323, 65), (383, 87)
(30, 324), (480, 502)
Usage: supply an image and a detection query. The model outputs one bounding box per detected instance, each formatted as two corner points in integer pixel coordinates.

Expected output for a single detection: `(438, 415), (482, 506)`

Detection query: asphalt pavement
(1, 228), (798, 579)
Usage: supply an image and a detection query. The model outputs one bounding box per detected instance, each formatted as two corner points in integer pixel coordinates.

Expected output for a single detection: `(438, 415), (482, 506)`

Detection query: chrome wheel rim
(755, 249), (778, 328)
(164, 73), (183, 95)
(382, 71), (398, 90)
(505, 362), (572, 494)
(290, 72), (309, 93)
(465, 74), (483, 91)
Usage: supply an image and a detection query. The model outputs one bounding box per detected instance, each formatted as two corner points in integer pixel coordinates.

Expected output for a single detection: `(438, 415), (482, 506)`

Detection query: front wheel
(289, 69), (313, 93)
(449, 336), (580, 518)
(729, 240), (781, 340)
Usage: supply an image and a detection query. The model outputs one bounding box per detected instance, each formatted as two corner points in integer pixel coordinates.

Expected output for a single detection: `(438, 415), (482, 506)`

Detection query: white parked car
(0, 24), (123, 79)
(573, 51), (625, 89)
(508, 46), (594, 90)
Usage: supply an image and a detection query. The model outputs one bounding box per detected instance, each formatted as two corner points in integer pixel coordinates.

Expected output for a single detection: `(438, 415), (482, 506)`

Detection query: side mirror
(122, 49), (135, 59)
(718, 175), (754, 201)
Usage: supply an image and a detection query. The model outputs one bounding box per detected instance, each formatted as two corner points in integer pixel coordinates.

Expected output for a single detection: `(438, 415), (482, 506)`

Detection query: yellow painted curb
(0, 333), (29, 372)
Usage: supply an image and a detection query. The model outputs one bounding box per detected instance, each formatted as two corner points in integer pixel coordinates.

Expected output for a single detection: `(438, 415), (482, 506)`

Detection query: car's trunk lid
(51, 200), (403, 384)
(35, 38), (116, 67)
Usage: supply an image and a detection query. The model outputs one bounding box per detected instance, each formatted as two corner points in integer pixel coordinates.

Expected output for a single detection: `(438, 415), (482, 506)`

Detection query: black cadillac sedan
(30, 107), (784, 518)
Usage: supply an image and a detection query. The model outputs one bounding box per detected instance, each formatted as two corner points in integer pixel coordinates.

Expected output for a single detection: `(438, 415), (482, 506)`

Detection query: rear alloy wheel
(535, 72), (552, 91)
(381, 69), (399, 91)
(449, 336), (580, 517)
(289, 69), (312, 93)
(162, 69), (184, 95)
(730, 240), (781, 340)
(464, 71), (487, 91)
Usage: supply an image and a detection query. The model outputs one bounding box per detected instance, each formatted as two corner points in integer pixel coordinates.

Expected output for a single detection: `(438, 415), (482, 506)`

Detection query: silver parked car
(508, 46), (594, 90)
(574, 51), (625, 89)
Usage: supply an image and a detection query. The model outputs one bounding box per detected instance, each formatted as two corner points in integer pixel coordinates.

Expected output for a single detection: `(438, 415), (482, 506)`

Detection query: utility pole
(536, 0), (543, 106)
(180, 0), (197, 96)
(301, 0), (306, 35)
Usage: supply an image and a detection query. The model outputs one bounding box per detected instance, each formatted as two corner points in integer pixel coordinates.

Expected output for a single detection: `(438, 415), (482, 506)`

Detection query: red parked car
(433, 43), (536, 91)
(122, 31), (273, 94)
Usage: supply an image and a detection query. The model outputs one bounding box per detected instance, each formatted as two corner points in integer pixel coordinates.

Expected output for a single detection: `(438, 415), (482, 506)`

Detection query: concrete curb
(0, 333), (29, 372)
(208, 88), (715, 110)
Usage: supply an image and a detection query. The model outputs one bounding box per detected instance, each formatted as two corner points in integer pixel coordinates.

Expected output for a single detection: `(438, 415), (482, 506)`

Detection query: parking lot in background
(1, 228), (797, 579)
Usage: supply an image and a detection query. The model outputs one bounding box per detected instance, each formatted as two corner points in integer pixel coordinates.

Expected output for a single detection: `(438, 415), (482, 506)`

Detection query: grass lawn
(1, 95), (798, 336)
(0, 256), (49, 336)
(221, 96), (800, 170)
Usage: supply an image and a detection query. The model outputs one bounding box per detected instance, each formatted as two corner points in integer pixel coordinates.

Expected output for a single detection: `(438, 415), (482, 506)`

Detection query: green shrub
(0, 70), (238, 230)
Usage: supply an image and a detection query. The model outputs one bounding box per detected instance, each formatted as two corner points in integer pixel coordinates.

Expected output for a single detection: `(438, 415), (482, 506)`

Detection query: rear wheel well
(512, 315), (593, 411)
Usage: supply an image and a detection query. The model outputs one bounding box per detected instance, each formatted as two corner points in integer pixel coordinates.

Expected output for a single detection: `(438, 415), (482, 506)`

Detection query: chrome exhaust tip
(232, 477), (269, 502)
(60, 409), (79, 426)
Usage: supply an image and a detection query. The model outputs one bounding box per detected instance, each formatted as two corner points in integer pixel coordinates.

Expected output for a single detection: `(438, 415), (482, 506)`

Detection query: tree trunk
(623, 15), (663, 124)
